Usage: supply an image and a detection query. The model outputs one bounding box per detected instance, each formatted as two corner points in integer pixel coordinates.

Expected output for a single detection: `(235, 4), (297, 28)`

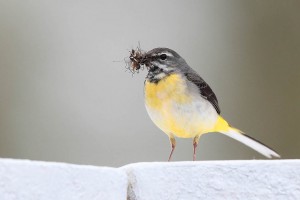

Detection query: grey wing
(185, 70), (221, 114)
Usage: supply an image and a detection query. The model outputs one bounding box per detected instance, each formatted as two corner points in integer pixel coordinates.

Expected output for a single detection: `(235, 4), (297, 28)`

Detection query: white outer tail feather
(221, 129), (280, 158)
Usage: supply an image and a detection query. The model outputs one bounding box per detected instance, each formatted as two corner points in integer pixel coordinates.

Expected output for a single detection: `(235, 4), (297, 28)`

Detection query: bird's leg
(193, 135), (200, 161)
(168, 136), (176, 162)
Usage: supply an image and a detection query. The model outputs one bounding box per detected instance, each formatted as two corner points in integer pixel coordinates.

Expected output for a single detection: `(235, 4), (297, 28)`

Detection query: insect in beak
(129, 49), (142, 71)
(128, 47), (149, 73)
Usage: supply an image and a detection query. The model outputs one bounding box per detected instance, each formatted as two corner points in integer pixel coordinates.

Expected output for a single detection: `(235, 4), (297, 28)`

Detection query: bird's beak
(140, 55), (152, 70)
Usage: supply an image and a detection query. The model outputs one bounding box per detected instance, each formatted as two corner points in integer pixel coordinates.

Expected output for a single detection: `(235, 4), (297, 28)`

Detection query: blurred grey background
(0, 1), (299, 167)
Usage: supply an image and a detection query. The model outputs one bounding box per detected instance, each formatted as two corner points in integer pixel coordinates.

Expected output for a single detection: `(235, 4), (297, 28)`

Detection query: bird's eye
(159, 54), (167, 60)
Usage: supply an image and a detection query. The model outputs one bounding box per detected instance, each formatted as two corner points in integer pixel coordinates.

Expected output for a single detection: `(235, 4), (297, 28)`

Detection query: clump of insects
(125, 46), (148, 74)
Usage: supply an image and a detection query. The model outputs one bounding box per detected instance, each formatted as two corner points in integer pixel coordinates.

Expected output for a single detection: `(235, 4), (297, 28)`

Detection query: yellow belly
(144, 74), (223, 138)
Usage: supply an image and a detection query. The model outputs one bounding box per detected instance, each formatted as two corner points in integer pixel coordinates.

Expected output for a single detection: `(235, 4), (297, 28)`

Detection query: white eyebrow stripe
(159, 52), (174, 57)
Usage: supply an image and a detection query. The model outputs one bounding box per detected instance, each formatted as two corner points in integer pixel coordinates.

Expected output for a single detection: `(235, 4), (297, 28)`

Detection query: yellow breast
(144, 74), (198, 138)
(144, 73), (223, 138)
(144, 74), (191, 109)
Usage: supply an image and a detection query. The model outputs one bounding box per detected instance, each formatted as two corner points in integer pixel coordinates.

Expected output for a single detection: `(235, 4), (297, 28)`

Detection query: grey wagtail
(129, 47), (280, 161)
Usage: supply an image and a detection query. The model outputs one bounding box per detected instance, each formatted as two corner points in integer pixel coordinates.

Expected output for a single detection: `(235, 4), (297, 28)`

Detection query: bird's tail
(214, 116), (280, 158)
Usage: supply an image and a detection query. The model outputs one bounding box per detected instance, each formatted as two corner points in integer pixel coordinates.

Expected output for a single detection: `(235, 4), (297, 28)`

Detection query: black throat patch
(146, 66), (171, 83)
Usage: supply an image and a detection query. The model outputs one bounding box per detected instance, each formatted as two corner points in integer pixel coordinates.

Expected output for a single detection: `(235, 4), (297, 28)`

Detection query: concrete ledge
(0, 159), (299, 199)
(123, 160), (300, 200)
(0, 159), (127, 200)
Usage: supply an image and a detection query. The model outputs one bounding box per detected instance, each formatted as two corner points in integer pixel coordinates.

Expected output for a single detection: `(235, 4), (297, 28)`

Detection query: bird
(139, 47), (280, 161)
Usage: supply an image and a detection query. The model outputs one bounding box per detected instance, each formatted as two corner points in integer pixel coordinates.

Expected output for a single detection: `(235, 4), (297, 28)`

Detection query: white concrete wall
(0, 159), (127, 200)
(124, 160), (300, 200)
(0, 159), (299, 200)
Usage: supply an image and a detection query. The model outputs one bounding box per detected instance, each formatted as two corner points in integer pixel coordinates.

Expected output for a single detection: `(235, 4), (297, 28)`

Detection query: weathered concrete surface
(0, 159), (127, 200)
(123, 160), (300, 200)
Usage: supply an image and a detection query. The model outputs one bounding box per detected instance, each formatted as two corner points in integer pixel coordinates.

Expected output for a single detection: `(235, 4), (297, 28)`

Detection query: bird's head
(141, 48), (187, 82)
